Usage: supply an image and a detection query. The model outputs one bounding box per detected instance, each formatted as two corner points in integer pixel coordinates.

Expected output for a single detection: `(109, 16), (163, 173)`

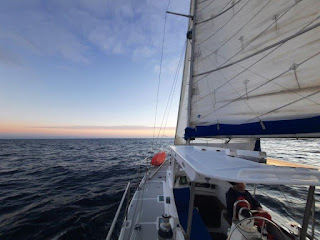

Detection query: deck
(120, 161), (170, 240)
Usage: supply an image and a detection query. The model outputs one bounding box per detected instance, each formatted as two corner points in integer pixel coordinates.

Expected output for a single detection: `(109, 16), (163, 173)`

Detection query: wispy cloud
(0, 0), (189, 65)
(31, 125), (175, 130)
(0, 47), (22, 66)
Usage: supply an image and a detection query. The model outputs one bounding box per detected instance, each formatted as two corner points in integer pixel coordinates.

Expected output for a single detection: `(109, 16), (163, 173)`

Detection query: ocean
(0, 138), (319, 239)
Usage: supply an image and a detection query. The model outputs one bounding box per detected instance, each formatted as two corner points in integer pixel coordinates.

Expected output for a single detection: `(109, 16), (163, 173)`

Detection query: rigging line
(214, 0), (271, 55)
(196, 0), (300, 65)
(194, 41), (281, 106)
(197, 0), (242, 24)
(162, 46), (185, 138)
(198, 55), (220, 123)
(152, 0), (171, 151)
(193, 15), (320, 104)
(197, 0), (250, 45)
(207, 47), (320, 107)
(194, 19), (320, 77)
(198, 0), (233, 20)
(156, 41), (186, 141)
(198, 0), (211, 4)
(245, 90), (320, 125)
(198, 0), (217, 13)
(254, 187), (299, 221)
(157, 43), (185, 141)
(278, 185), (299, 220)
(208, 52), (262, 122)
(241, 50), (320, 123)
(194, 50), (320, 124)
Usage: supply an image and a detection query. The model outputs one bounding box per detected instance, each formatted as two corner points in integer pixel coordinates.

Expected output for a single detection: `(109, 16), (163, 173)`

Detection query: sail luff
(186, 0), (197, 144)
(174, 0), (194, 145)
(174, 39), (189, 145)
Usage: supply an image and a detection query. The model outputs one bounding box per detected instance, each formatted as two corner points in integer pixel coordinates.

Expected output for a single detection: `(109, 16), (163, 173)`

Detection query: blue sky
(0, 0), (190, 138)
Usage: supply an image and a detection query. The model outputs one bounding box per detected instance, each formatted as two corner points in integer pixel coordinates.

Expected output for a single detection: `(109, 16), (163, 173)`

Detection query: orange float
(151, 152), (166, 166)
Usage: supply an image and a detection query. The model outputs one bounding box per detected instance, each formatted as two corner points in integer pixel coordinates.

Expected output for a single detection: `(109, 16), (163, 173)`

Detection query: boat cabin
(167, 145), (320, 240)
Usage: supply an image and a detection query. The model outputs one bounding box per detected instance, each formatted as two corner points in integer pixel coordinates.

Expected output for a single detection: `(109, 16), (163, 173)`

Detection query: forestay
(184, 0), (320, 138)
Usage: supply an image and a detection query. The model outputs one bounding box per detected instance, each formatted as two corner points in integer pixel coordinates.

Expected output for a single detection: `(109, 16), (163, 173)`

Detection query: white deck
(171, 145), (320, 186)
(119, 162), (171, 240)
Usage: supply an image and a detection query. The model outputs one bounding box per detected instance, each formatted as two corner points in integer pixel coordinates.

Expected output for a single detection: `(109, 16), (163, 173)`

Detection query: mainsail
(176, 0), (320, 141)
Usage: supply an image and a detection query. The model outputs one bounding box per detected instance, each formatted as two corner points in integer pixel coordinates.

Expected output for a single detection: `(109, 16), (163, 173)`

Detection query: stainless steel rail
(106, 181), (131, 240)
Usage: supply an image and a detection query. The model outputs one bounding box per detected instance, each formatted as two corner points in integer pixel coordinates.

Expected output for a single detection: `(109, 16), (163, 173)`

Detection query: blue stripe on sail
(184, 116), (320, 139)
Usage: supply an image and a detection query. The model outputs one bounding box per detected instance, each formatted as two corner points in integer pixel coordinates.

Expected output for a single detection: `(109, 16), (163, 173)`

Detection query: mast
(186, 0), (197, 145)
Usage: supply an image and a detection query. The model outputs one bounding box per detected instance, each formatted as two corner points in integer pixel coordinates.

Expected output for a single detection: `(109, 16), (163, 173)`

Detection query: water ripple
(0, 138), (319, 239)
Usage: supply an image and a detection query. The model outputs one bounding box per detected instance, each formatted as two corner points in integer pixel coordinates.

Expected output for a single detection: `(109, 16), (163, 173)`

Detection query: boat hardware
(106, 182), (131, 240)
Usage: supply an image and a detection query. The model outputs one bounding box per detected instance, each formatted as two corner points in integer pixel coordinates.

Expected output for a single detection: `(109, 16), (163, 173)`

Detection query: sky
(0, 0), (190, 138)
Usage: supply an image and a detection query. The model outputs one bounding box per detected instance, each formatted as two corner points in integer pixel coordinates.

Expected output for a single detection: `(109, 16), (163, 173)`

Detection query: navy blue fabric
(173, 188), (190, 212)
(184, 116), (320, 139)
(173, 188), (212, 240)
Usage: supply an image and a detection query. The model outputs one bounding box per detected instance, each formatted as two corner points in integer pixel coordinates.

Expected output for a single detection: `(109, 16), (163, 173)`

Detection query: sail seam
(197, 0), (219, 13)
(198, 0), (272, 63)
(194, 19), (320, 77)
(197, 0), (242, 24)
(193, 50), (320, 124)
(193, 15), (320, 104)
(196, 0), (250, 45)
(244, 86), (320, 124)
(206, 53), (263, 124)
(198, 58), (220, 124)
(196, 0), (300, 65)
(205, 47), (320, 108)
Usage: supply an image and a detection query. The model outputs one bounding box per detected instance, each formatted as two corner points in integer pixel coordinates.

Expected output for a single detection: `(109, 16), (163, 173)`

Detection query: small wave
(0, 138), (319, 239)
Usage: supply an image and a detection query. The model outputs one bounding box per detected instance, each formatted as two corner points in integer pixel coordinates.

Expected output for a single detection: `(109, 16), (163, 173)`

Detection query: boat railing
(106, 181), (131, 240)
(233, 199), (250, 220)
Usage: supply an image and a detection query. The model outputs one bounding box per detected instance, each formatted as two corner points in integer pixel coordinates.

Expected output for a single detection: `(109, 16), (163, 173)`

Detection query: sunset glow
(0, 123), (175, 138)
(0, 1), (188, 139)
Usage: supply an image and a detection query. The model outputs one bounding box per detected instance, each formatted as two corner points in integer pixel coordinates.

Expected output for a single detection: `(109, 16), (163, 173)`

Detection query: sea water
(0, 138), (319, 239)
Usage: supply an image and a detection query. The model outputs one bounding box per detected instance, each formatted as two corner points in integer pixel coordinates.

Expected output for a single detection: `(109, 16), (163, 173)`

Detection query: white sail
(174, 38), (190, 145)
(184, 0), (320, 138)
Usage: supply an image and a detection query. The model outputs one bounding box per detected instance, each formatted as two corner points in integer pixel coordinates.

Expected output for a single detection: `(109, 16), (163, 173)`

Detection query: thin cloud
(0, 0), (189, 64)
(31, 125), (176, 130)
(0, 47), (22, 66)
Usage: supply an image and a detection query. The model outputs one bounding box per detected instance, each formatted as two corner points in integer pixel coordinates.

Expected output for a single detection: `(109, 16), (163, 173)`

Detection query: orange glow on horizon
(0, 123), (176, 138)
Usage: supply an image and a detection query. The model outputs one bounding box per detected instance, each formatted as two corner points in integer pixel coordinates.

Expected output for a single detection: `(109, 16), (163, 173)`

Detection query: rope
(198, 0), (218, 13)
(197, 0), (242, 24)
(195, 46), (320, 126)
(197, 0), (251, 45)
(196, 0), (300, 65)
(208, 53), (262, 123)
(194, 50), (320, 124)
(210, 0), (271, 56)
(278, 185), (299, 220)
(155, 41), (186, 141)
(194, 19), (320, 77)
(152, 0), (171, 152)
(192, 14), (320, 123)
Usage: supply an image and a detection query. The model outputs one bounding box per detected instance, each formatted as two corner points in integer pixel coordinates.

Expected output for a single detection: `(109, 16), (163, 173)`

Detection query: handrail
(106, 181), (131, 240)
(148, 159), (167, 180)
(233, 199), (250, 220)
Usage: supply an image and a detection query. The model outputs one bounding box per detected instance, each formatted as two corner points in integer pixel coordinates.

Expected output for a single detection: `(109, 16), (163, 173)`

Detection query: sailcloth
(177, 0), (320, 140)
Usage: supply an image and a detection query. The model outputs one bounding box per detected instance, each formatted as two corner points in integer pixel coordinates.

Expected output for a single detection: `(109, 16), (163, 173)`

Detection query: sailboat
(107, 0), (320, 239)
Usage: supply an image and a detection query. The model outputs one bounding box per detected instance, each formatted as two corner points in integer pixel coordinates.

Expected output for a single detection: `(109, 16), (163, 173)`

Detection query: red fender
(151, 152), (166, 166)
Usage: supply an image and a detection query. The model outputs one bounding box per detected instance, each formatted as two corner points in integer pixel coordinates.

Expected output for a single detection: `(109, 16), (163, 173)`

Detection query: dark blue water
(0, 138), (319, 239)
